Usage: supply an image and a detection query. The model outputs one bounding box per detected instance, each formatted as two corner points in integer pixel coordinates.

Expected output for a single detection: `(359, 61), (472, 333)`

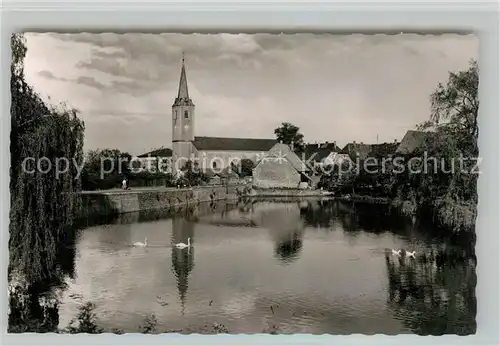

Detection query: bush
(67, 302), (103, 334)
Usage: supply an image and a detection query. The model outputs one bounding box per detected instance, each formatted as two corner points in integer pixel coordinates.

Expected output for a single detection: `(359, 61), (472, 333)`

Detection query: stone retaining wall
(77, 184), (246, 219)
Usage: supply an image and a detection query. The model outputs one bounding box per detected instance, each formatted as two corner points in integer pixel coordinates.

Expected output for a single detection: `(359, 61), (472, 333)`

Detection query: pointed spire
(177, 52), (189, 99)
(173, 52), (194, 106)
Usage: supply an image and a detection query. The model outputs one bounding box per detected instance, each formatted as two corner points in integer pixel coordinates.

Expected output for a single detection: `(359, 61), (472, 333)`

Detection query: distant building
(171, 56), (278, 174)
(340, 142), (373, 162)
(136, 148), (172, 173)
(310, 140), (401, 170)
(302, 141), (341, 168)
(396, 130), (435, 155)
(324, 152), (354, 168)
(368, 141), (400, 158)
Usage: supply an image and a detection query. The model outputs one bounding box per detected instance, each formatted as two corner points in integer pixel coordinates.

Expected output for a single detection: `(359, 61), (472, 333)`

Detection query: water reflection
(8, 227), (79, 333)
(201, 199), (306, 263)
(251, 201), (305, 264)
(274, 233), (303, 264)
(171, 210), (195, 314)
(9, 199), (476, 335)
(385, 245), (476, 335)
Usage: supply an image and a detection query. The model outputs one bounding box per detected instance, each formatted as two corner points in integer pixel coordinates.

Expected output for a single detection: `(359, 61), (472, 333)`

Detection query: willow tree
(9, 33), (85, 285)
(394, 60), (479, 232)
(428, 59), (479, 152)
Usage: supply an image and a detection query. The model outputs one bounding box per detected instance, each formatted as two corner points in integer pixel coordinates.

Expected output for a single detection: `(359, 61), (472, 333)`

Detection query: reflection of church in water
(170, 211), (196, 314)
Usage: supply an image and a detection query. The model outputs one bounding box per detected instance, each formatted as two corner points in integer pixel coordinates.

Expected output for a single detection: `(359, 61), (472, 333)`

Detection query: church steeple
(171, 52), (195, 171)
(174, 52), (194, 106)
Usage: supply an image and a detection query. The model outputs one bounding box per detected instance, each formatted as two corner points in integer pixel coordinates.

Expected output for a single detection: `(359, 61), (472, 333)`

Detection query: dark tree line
(81, 148), (175, 190)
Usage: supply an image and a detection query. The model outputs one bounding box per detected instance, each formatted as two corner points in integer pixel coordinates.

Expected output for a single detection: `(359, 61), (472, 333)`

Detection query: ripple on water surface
(58, 200), (476, 334)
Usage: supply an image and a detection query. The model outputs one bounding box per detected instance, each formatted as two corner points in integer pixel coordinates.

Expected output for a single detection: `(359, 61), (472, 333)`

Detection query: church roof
(193, 136), (277, 152)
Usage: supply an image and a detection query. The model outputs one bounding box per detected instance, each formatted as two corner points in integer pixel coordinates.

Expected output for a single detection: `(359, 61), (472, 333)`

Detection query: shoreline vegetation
(9, 33), (477, 334)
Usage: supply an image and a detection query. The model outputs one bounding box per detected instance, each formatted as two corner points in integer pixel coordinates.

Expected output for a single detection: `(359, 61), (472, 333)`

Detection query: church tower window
(184, 110), (189, 119)
(212, 161), (217, 169)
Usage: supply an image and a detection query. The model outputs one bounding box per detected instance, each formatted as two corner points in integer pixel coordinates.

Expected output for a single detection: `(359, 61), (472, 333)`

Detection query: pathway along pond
(57, 198), (476, 334)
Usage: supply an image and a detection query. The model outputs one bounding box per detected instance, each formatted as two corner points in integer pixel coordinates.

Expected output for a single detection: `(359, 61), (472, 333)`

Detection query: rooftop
(193, 136), (278, 152)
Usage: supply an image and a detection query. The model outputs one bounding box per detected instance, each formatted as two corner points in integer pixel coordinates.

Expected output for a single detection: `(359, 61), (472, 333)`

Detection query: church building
(171, 57), (278, 174)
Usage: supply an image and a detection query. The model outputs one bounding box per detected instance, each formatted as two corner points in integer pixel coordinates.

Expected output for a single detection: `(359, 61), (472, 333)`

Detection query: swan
(391, 249), (402, 256)
(133, 238), (148, 247)
(406, 250), (416, 258)
(175, 238), (191, 249)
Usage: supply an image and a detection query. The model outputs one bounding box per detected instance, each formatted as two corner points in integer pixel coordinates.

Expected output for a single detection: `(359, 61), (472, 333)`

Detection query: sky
(23, 33), (477, 155)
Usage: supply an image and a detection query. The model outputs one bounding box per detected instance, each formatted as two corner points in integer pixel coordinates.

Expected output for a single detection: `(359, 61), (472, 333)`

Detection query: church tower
(172, 53), (195, 172)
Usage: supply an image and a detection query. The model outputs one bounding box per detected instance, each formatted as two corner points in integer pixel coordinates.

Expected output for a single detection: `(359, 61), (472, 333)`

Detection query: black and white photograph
(9, 32), (478, 335)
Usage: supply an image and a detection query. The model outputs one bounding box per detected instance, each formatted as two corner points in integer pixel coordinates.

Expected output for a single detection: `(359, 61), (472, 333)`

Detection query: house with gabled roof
(301, 141), (342, 168)
(253, 142), (310, 189)
(136, 147), (173, 172)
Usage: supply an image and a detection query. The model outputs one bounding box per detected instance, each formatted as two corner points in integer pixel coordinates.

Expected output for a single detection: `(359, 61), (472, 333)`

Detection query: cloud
(38, 69), (107, 91)
(23, 33), (478, 154)
(37, 70), (59, 80)
(74, 76), (106, 90)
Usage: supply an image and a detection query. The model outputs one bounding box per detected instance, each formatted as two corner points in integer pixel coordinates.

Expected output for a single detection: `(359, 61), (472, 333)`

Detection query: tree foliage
(274, 122), (305, 153)
(393, 60), (479, 232)
(81, 149), (129, 190)
(9, 33), (85, 284)
(234, 158), (255, 177)
(425, 59), (479, 146)
(316, 60), (479, 233)
(81, 149), (174, 190)
(318, 162), (357, 194)
(177, 160), (208, 186)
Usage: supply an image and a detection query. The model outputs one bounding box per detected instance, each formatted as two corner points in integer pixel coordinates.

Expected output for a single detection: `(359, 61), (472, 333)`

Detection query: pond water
(58, 198), (476, 334)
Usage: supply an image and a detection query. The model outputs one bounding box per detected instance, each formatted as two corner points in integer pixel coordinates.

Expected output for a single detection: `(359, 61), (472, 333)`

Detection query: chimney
(317, 143), (320, 148)
(280, 140), (283, 144)
(290, 141), (294, 151)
